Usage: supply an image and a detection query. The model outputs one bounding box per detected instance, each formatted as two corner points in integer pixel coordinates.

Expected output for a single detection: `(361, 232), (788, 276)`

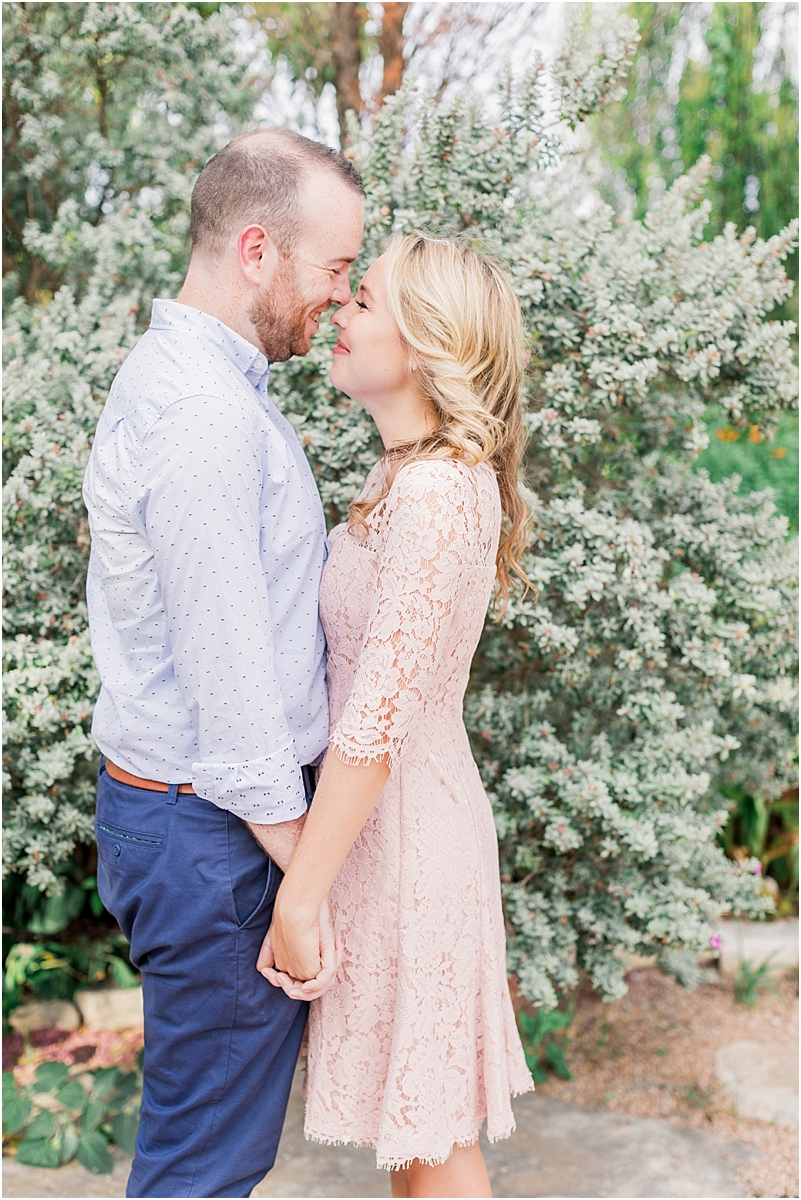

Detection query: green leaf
(540, 1010), (571, 1036)
(60, 1126), (80, 1164)
(33, 1062), (70, 1091)
(528, 1058), (548, 1085)
(56, 1080), (88, 1111)
(2, 1071), (18, 1105)
(545, 1041), (574, 1080)
(108, 957), (138, 989)
(111, 1110), (139, 1155)
(90, 1067), (119, 1101)
(27, 887), (85, 935)
(517, 1011), (537, 1039)
(16, 1138), (61, 1169)
(112, 1071), (140, 1101)
(2, 1095), (32, 1135)
(519, 1007), (571, 1050)
(77, 1130), (114, 1175)
(82, 1099), (105, 1134)
(26, 1110), (56, 1139)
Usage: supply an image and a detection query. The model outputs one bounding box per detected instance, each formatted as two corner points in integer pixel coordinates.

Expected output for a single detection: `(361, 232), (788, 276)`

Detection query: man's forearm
(246, 812), (306, 873)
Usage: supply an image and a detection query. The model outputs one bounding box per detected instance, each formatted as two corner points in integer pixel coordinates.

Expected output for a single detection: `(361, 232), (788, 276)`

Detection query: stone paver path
(715, 1040), (799, 1126)
(717, 918), (799, 975)
(3, 1067), (761, 1199)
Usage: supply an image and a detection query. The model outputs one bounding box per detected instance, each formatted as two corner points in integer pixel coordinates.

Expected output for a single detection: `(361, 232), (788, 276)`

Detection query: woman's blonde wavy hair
(348, 233), (532, 614)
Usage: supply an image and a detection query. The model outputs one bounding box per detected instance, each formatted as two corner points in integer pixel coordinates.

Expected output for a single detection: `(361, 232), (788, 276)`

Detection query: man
(83, 130), (364, 1198)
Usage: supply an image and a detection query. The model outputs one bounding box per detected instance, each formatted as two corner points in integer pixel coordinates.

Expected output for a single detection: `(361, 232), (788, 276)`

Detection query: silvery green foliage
(270, 34), (797, 1003)
(3, 2), (251, 300)
(3, 2), (252, 891)
(3, 12), (797, 1002)
(552, 12), (640, 128)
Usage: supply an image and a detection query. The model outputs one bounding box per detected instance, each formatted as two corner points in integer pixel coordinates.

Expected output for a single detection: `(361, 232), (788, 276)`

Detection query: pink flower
(754, 862), (762, 876)
(542, 408), (558, 421)
(709, 934), (722, 951)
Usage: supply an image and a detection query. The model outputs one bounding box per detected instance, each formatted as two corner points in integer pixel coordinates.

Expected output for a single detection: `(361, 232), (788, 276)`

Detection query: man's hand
(258, 898), (341, 1000)
(246, 813), (306, 873)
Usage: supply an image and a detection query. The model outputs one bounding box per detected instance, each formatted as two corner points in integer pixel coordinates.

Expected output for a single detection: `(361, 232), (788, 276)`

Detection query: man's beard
(249, 255), (313, 363)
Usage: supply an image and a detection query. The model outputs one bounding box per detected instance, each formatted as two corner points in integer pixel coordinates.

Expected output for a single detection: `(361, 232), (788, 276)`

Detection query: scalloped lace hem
(328, 731), (397, 771)
(304, 1101), (531, 1172)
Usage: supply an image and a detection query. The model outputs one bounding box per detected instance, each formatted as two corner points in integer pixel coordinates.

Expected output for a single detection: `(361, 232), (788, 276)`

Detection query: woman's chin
(329, 364), (359, 401)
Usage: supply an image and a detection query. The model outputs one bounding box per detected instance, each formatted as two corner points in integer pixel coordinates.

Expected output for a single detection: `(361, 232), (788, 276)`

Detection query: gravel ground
(526, 965), (799, 1199)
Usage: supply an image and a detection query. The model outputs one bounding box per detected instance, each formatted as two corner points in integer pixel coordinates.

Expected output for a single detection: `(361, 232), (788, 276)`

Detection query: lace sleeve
(329, 462), (470, 770)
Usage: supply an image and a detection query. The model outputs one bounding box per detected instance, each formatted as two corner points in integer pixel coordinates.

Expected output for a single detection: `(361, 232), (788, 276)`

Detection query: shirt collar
(149, 300), (271, 391)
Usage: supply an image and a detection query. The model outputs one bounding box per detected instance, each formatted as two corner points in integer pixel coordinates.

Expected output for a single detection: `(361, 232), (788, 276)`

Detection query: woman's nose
(331, 304), (348, 330)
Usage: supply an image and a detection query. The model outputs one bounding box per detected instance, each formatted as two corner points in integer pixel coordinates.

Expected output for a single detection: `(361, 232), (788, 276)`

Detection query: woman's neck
(371, 394), (437, 450)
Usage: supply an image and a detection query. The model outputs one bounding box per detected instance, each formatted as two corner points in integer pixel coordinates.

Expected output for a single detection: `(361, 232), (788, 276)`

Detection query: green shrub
(732, 953), (781, 1008)
(2, 1061), (140, 1174)
(2, 2), (254, 903)
(3, 933), (137, 1016)
(3, 7), (797, 1010)
(517, 1008), (574, 1084)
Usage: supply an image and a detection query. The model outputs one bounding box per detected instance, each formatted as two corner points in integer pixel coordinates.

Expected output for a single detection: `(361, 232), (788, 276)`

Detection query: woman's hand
(271, 886), (322, 979)
(259, 901), (341, 1000)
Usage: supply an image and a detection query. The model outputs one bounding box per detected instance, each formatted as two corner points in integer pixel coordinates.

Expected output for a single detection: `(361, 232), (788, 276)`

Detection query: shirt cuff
(191, 745), (307, 823)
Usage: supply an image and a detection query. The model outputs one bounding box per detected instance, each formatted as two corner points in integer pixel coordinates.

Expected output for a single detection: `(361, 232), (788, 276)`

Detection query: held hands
(258, 893), (341, 1001)
(255, 751), (389, 1001)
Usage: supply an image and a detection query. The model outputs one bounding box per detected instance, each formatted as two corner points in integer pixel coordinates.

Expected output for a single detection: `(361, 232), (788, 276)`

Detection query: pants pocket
(95, 820), (164, 946)
(226, 814), (279, 929)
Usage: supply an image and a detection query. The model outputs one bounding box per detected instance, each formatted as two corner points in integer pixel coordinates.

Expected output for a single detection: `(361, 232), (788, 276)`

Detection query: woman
(263, 234), (534, 1198)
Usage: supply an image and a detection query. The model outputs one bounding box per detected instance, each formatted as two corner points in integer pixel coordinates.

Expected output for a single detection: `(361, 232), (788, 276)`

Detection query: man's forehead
(301, 167), (363, 210)
(299, 173), (364, 253)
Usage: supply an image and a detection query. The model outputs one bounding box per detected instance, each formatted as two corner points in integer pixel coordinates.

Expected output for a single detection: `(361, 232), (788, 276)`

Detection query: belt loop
(166, 783), (179, 806)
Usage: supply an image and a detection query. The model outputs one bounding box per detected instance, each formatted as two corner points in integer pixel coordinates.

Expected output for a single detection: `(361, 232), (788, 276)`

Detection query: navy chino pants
(95, 762), (308, 1198)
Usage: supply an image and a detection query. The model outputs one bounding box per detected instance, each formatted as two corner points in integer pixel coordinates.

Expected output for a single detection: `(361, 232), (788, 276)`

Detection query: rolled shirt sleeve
(132, 394), (306, 822)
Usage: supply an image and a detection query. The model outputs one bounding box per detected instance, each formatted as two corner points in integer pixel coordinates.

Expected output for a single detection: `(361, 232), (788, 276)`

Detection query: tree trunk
(329, 2), (364, 147)
(378, 2), (408, 104)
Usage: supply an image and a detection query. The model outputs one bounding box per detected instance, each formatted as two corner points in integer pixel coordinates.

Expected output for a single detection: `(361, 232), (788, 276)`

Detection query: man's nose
(330, 274), (352, 307)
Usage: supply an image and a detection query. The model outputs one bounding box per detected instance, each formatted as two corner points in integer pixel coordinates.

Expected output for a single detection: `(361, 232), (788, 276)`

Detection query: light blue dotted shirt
(83, 300), (328, 823)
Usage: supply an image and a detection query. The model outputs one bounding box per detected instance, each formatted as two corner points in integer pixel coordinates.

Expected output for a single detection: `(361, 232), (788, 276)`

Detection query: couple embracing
(84, 129), (534, 1200)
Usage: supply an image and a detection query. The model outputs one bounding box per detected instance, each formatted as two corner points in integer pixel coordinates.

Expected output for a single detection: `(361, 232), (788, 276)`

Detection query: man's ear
(237, 224), (281, 288)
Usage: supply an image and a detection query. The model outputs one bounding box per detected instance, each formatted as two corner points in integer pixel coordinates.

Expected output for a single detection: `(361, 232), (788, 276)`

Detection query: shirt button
(253, 357), (266, 371)
(113, 843), (121, 857)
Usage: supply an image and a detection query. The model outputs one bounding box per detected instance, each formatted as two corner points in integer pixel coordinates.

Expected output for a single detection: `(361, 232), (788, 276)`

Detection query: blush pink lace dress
(305, 457), (534, 1171)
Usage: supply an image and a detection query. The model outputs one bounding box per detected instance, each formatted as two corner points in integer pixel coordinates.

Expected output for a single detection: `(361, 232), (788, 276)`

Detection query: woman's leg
(400, 1143), (492, 1198)
(390, 1167), (410, 1197)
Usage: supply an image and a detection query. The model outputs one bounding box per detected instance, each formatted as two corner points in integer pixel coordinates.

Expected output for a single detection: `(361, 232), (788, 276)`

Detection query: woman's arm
(267, 750), (390, 981)
(265, 462), (467, 988)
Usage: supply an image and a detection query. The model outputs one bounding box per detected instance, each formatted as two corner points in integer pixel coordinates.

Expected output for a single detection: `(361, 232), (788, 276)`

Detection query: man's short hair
(190, 129), (364, 257)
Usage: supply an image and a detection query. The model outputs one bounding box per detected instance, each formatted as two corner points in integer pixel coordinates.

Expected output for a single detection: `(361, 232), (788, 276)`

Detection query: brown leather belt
(105, 759), (195, 794)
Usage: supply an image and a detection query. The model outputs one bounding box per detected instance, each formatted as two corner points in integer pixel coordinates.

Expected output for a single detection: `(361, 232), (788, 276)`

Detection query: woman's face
(329, 256), (417, 411)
